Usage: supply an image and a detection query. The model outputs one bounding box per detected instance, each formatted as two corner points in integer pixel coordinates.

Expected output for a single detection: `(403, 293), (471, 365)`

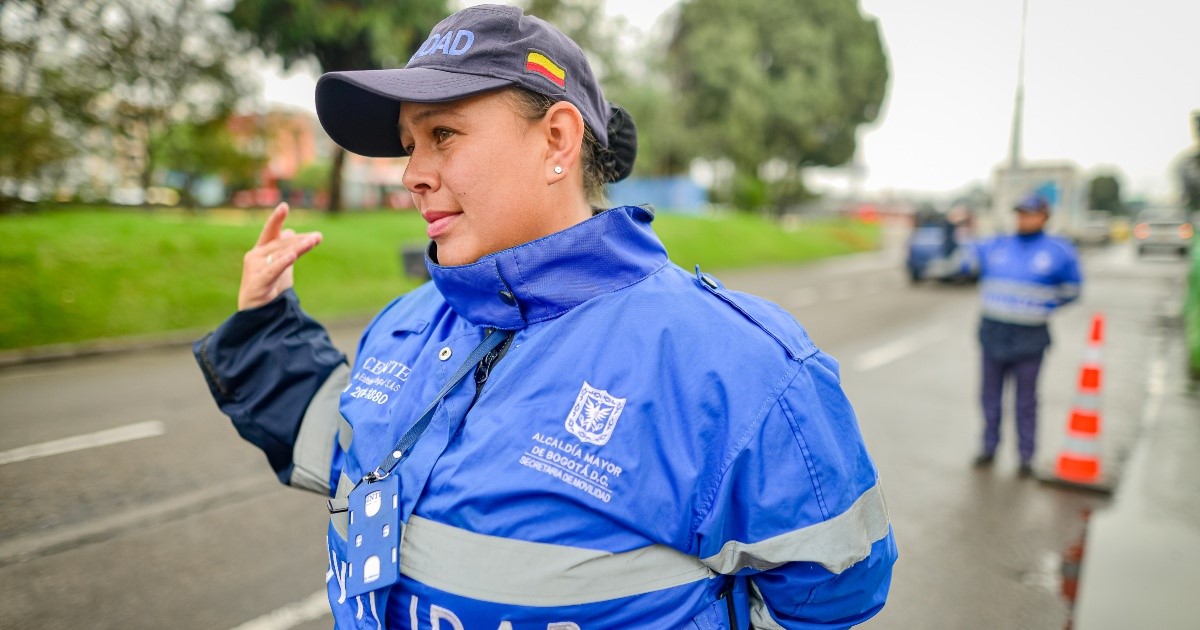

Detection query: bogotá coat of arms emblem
(564, 381), (627, 446)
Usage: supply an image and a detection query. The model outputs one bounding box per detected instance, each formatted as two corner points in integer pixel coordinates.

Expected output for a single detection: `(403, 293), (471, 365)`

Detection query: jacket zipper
(196, 332), (232, 399)
(469, 333), (513, 408)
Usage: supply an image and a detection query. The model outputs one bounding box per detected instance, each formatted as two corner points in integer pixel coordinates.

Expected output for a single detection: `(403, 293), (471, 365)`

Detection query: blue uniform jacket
(195, 206), (896, 629)
(968, 231), (1082, 360)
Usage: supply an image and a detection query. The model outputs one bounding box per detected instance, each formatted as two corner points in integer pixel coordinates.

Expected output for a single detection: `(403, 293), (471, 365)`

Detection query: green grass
(0, 207), (878, 350)
(655, 212), (879, 270)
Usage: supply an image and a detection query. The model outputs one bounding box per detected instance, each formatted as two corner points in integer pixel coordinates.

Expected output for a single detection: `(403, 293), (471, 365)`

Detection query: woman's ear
(542, 101), (585, 184)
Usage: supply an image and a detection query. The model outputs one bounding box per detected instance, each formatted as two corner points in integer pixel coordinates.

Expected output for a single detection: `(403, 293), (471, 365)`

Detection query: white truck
(989, 162), (1086, 238)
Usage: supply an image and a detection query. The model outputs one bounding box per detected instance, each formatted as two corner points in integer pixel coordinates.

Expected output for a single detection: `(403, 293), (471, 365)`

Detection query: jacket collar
(1014, 230), (1045, 243)
(427, 205), (669, 330)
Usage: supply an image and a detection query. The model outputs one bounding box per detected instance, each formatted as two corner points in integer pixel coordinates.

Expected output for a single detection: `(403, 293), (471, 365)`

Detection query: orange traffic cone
(1045, 313), (1113, 493)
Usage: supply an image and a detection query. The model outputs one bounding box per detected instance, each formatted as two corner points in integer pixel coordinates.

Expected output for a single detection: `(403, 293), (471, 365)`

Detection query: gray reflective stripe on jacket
(290, 364), (351, 495)
(736, 485), (890, 630)
(981, 278), (1060, 303)
(980, 278), (1069, 325)
(392, 482), (889, 608)
(980, 306), (1053, 326)
(399, 515), (717, 606)
(748, 580), (786, 630)
(338, 415), (352, 453)
(700, 482), (890, 576)
(330, 471), (355, 540)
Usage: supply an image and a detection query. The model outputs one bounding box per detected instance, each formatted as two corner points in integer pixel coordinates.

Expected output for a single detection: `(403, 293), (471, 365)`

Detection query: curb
(0, 316), (375, 369)
(0, 330), (209, 369)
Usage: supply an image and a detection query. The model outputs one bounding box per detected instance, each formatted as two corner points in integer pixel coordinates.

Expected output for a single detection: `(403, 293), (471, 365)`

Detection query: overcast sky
(261, 0), (1200, 201)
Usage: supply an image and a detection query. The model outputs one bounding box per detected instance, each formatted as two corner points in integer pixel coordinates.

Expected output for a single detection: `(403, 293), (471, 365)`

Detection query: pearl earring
(553, 166), (563, 174)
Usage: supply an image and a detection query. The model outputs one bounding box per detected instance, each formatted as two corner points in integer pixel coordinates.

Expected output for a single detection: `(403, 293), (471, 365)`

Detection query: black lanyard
(329, 328), (512, 512)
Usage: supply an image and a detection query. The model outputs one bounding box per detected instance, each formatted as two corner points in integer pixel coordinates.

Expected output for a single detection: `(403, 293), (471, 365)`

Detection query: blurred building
(343, 151), (413, 210)
(608, 176), (707, 214)
(226, 108), (413, 210)
(50, 107), (412, 209)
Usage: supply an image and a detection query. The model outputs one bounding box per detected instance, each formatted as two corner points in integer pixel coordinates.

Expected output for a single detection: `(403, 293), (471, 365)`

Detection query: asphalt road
(0, 229), (1190, 629)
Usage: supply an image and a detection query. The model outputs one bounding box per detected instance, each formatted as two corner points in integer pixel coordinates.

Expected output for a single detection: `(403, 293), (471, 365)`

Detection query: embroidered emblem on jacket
(565, 381), (626, 446)
(1031, 251), (1053, 274)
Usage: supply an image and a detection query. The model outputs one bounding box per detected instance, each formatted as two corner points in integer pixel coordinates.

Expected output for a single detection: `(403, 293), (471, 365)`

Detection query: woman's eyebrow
(405, 104), (465, 125)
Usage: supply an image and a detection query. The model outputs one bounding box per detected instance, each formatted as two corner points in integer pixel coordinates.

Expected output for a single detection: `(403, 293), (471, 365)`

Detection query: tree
(668, 0), (888, 213)
(520, 0), (697, 178)
(151, 119), (265, 209)
(94, 0), (250, 193)
(1087, 173), (1123, 214)
(1182, 154), (1200, 214)
(0, 92), (75, 210)
(0, 0), (108, 208)
(292, 159), (331, 193)
(1182, 111), (1200, 213)
(521, 0), (624, 84)
(225, 0), (448, 212)
(0, 0), (250, 207)
(607, 81), (697, 178)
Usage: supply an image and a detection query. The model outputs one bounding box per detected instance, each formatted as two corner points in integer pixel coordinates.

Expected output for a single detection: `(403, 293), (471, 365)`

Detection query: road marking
(852, 330), (946, 372)
(0, 420), (165, 465)
(1140, 353), (1167, 431)
(0, 475), (273, 567)
(230, 591), (330, 630)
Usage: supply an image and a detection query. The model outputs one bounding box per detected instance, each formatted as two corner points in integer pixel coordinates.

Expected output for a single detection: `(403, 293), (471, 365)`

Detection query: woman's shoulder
(614, 263), (820, 365)
(1042, 233), (1079, 256)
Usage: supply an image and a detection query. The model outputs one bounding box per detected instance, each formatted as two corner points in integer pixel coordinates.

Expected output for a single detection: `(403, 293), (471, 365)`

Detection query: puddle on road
(1059, 508), (1091, 630)
(1018, 549), (1063, 591)
(1014, 507), (1093, 630)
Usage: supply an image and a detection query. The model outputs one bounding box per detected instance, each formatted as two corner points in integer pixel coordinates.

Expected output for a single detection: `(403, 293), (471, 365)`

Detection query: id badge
(345, 472), (401, 599)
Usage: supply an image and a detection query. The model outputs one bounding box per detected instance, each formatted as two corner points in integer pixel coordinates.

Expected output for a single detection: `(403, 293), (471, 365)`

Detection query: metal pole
(1009, 0), (1029, 170)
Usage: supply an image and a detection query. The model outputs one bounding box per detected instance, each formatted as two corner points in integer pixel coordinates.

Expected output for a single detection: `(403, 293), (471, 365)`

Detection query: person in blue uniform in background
(194, 5), (895, 628)
(968, 195), (1082, 476)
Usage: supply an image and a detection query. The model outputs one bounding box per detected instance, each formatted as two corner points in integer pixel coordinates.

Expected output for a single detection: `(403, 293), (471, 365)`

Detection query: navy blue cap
(315, 4), (609, 158)
(1014, 195), (1050, 213)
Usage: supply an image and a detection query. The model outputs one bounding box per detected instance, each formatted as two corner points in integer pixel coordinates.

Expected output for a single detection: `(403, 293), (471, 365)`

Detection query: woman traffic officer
(195, 4), (896, 628)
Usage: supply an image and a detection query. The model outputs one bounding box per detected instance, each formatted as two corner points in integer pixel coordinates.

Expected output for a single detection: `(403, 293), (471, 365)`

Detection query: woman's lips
(422, 211), (458, 239)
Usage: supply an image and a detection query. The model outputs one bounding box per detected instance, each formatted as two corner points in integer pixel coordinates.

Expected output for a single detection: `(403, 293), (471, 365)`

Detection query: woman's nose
(402, 152), (437, 194)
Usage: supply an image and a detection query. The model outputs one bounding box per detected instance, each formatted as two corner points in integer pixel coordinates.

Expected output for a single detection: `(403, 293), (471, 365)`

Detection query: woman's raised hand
(237, 203), (324, 311)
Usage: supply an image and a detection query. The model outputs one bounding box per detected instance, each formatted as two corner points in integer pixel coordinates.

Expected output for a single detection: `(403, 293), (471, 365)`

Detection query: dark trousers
(980, 352), (1043, 463)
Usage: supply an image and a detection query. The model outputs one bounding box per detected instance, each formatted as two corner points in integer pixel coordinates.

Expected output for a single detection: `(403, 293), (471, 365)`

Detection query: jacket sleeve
(1054, 243), (1083, 306)
(694, 351), (897, 628)
(193, 288), (348, 495)
(961, 239), (985, 277)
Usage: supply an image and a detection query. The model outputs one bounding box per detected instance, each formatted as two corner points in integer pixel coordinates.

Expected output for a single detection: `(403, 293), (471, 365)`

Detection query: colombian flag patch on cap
(525, 51), (566, 88)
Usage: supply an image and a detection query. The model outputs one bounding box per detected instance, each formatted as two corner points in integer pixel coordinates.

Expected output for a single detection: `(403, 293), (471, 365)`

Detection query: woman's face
(1016, 210), (1048, 234)
(399, 92), (556, 266)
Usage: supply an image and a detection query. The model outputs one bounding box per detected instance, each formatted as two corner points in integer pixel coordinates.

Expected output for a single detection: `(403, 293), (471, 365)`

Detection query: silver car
(1076, 210), (1113, 246)
(1134, 208), (1194, 257)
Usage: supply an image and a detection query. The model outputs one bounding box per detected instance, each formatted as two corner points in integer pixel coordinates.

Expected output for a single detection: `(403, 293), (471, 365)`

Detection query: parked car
(1075, 210), (1113, 246)
(906, 218), (977, 284)
(1109, 216), (1131, 242)
(1133, 208), (1194, 257)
